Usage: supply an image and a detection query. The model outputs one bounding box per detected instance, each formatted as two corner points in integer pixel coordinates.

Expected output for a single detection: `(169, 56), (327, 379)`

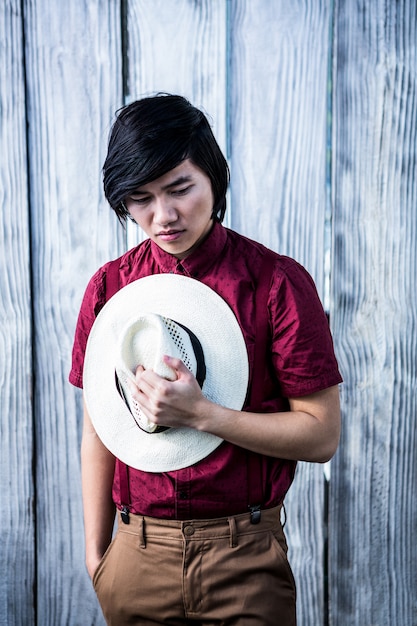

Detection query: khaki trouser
(93, 505), (296, 625)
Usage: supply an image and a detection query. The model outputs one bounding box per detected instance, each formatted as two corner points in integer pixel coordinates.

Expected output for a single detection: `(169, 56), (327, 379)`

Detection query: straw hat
(83, 274), (249, 472)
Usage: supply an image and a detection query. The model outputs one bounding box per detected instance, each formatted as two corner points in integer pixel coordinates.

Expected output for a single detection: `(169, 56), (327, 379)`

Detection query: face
(124, 160), (214, 260)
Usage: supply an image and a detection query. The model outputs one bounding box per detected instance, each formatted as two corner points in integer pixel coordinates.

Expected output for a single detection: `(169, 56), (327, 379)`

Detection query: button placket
(175, 467), (191, 518)
(181, 523), (202, 615)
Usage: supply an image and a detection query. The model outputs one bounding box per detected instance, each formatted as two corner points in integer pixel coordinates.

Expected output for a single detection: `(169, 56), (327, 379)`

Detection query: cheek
(129, 209), (148, 227)
(195, 197), (214, 222)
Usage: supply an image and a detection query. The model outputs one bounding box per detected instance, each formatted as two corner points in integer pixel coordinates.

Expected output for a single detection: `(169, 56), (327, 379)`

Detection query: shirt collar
(150, 221), (227, 278)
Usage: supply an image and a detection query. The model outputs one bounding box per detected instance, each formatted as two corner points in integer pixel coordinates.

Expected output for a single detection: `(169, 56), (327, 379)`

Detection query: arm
(81, 397), (116, 578)
(199, 383), (341, 463)
(132, 357), (341, 463)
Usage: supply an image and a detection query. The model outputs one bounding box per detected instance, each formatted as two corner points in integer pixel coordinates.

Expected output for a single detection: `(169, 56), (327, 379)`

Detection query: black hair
(103, 94), (229, 223)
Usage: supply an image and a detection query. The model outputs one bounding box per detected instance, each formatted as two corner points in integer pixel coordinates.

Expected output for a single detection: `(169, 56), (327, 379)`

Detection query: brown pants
(92, 506), (296, 625)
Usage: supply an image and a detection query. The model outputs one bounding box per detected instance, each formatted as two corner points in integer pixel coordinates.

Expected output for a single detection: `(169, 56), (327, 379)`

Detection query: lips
(157, 230), (184, 242)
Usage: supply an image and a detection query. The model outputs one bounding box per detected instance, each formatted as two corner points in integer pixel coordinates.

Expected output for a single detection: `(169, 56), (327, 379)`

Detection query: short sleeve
(269, 259), (342, 397)
(68, 266), (107, 388)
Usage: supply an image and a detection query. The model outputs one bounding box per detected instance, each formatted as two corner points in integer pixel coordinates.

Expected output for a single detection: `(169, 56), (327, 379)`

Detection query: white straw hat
(83, 274), (249, 472)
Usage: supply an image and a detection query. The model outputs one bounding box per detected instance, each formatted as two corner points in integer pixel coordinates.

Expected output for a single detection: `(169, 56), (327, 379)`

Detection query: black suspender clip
(248, 504), (261, 525)
(121, 506), (130, 525)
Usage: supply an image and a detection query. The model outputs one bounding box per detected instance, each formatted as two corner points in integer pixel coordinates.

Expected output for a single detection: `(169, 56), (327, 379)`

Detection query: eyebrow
(131, 175), (193, 195)
(162, 175), (193, 190)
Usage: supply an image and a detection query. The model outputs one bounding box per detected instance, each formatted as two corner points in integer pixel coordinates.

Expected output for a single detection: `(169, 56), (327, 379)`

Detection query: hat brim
(83, 274), (249, 472)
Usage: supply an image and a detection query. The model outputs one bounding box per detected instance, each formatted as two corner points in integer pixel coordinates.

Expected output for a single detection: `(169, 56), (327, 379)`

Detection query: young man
(70, 94), (342, 625)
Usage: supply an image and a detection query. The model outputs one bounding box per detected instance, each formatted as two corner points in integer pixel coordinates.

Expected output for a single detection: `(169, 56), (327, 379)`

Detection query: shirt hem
(69, 370), (83, 389)
(281, 372), (343, 398)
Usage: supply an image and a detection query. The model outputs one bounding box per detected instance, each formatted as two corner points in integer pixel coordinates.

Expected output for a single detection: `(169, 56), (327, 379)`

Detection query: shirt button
(179, 491), (188, 499)
(183, 525), (195, 536)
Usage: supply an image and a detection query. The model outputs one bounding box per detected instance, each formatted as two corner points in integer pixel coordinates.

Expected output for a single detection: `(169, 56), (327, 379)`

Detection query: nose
(154, 197), (178, 225)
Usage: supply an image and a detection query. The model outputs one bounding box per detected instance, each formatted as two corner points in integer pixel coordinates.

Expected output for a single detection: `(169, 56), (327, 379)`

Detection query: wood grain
(22, 1), (124, 623)
(0, 2), (35, 624)
(330, 0), (417, 624)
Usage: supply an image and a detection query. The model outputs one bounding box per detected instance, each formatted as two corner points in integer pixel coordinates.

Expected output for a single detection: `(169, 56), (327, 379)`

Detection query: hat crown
(116, 314), (198, 433)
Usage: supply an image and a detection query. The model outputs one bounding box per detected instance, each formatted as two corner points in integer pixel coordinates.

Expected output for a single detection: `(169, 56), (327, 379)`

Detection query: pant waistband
(117, 505), (283, 549)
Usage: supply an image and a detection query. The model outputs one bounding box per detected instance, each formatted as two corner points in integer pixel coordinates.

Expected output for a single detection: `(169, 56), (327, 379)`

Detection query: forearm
(196, 386), (341, 463)
(132, 361), (341, 463)
(81, 402), (116, 576)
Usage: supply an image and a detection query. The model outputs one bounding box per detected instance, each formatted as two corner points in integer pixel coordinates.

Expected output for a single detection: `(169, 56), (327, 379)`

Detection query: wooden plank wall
(1, 3), (35, 625)
(1, 1), (416, 625)
(21, 2), (124, 624)
(330, 1), (417, 624)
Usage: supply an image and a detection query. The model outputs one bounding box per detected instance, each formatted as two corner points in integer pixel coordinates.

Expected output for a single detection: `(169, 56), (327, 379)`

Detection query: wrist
(85, 545), (108, 580)
(195, 397), (231, 435)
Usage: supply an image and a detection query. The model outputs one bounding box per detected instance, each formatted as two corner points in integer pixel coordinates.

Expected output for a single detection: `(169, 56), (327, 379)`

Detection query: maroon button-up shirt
(70, 223), (342, 519)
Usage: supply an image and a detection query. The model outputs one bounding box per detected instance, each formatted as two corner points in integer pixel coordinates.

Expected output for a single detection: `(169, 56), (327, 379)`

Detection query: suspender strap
(105, 258), (121, 300)
(247, 250), (276, 523)
(105, 259), (131, 523)
(249, 250), (276, 409)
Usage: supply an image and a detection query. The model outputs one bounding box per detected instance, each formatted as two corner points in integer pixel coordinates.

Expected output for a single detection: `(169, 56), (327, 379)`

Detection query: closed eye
(171, 185), (192, 196)
(128, 195), (150, 205)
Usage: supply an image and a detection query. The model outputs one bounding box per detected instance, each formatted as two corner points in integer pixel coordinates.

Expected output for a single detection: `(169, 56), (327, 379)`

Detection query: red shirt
(70, 223), (342, 518)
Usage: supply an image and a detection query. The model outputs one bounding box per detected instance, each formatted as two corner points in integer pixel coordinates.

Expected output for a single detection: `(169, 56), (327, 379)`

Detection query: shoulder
(83, 239), (152, 313)
(107, 238), (152, 276)
(224, 227), (311, 286)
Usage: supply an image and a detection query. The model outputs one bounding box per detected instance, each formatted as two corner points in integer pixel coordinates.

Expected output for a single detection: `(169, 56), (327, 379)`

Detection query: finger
(162, 355), (190, 375)
(134, 366), (160, 390)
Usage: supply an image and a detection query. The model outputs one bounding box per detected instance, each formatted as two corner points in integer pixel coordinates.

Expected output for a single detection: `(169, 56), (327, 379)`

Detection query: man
(70, 94), (342, 625)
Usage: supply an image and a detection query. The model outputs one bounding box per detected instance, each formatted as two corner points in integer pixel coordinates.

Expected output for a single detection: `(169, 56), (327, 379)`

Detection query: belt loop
(138, 517), (146, 549)
(228, 517), (237, 548)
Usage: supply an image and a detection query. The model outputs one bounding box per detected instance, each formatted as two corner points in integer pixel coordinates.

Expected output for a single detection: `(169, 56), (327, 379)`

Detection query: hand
(130, 356), (210, 429)
(86, 552), (104, 581)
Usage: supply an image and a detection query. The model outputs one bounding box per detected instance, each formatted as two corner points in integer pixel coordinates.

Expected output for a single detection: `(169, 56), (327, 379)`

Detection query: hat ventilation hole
(163, 318), (194, 372)
(132, 398), (141, 417)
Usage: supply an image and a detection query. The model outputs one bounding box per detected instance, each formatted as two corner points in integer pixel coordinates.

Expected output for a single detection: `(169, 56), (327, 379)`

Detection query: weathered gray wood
(125, 0), (228, 247)
(3, 1), (416, 624)
(228, 2), (333, 624)
(0, 3), (35, 625)
(330, 0), (417, 624)
(23, 1), (124, 623)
